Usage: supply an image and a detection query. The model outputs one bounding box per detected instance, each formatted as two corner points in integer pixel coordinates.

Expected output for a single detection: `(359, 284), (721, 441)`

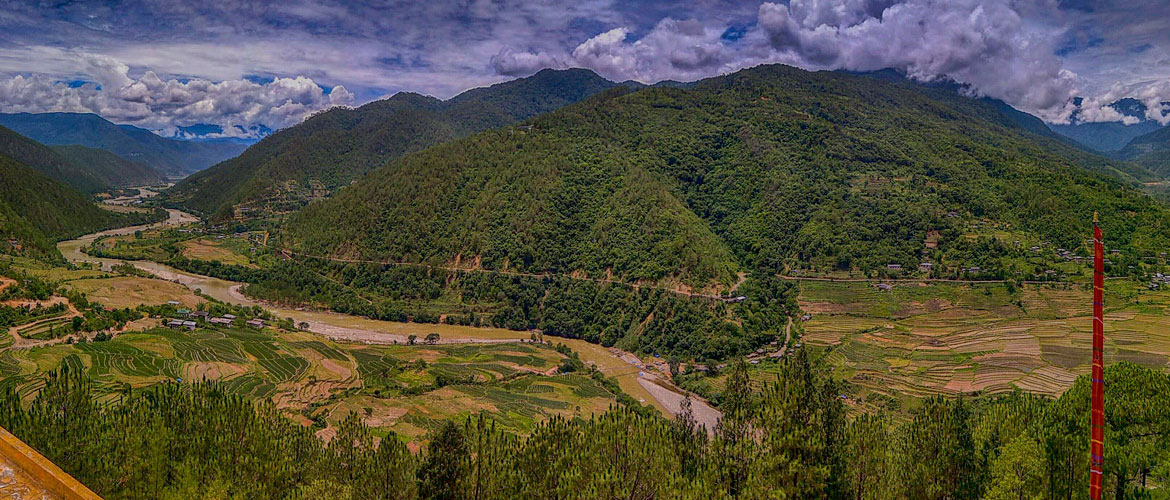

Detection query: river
(56, 203), (721, 426)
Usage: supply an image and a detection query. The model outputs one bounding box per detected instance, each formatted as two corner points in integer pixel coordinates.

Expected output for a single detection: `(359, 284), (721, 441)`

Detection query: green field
(0, 325), (618, 444)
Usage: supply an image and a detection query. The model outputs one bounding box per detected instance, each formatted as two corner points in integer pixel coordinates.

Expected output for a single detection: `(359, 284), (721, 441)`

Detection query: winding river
(57, 202), (721, 427)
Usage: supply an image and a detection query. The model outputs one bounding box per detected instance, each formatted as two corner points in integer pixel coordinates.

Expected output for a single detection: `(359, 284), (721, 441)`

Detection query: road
(56, 205), (722, 423)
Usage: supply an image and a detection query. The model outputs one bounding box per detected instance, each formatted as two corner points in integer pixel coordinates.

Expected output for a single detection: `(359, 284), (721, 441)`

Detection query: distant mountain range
(1048, 97), (1167, 152)
(166, 68), (623, 216)
(172, 123), (273, 144)
(0, 112), (247, 176)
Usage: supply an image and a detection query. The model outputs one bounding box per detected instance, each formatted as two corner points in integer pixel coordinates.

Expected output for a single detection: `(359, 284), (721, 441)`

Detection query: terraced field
(796, 280), (1170, 410)
(0, 326), (618, 444)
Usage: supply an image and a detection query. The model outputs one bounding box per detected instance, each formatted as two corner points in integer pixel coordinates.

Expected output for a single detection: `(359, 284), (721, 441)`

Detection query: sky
(0, 0), (1167, 139)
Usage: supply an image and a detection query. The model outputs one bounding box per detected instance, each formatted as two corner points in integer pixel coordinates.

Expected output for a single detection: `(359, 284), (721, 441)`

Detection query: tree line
(3, 353), (1166, 499)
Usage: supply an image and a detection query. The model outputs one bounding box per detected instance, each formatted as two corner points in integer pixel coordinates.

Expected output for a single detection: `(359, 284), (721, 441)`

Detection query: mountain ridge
(0, 112), (247, 176)
(166, 68), (622, 217)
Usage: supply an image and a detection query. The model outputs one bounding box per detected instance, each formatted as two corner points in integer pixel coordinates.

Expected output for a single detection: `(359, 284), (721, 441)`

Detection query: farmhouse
(166, 319), (185, 329)
(918, 262), (932, 272)
(246, 318), (266, 328)
(222, 314), (237, 320)
(209, 317), (232, 325)
(886, 264), (902, 271)
(188, 310), (210, 320)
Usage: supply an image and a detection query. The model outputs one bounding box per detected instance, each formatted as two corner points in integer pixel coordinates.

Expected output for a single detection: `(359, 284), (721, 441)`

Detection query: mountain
(1117, 125), (1170, 177)
(0, 112), (247, 176)
(281, 64), (1170, 289)
(49, 145), (165, 187)
(0, 152), (124, 257)
(0, 125), (107, 193)
(1048, 97), (1167, 152)
(166, 68), (621, 217)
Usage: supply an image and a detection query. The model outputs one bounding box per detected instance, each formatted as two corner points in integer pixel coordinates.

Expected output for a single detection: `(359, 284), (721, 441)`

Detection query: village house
(188, 310), (210, 320)
(209, 317), (232, 325)
(222, 314), (237, 320)
(886, 264), (902, 271)
(918, 262), (932, 272)
(246, 318), (266, 329)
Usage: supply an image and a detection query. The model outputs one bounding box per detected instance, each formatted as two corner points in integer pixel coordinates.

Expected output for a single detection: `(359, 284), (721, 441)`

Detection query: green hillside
(0, 125), (106, 193)
(166, 68), (620, 217)
(283, 64), (1170, 285)
(1118, 125), (1170, 176)
(0, 112), (246, 176)
(50, 144), (165, 187)
(0, 153), (130, 257)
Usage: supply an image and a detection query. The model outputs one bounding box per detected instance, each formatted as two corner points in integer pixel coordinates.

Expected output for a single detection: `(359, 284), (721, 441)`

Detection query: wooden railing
(0, 426), (101, 500)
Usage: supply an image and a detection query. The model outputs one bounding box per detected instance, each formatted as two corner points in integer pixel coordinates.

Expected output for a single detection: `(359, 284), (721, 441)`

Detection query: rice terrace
(2, 2), (1170, 498)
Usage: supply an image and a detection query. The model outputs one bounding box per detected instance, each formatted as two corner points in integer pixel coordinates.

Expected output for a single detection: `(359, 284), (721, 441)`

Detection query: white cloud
(0, 51), (353, 138)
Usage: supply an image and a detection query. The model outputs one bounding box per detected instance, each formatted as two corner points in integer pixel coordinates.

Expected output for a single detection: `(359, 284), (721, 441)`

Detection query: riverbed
(56, 203), (721, 424)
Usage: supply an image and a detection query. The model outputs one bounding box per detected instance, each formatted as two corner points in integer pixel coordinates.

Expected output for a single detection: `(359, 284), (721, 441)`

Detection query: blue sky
(0, 0), (1166, 138)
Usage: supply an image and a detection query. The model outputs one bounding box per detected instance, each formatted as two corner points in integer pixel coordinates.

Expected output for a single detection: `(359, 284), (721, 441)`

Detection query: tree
(425, 333), (440, 345)
(985, 434), (1046, 500)
(408, 334), (417, 345)
(847, 413), (889, 500)
(419, 421), (469, 500)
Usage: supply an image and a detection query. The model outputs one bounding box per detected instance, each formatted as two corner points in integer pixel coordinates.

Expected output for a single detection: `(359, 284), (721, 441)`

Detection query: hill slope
(49, 145), (165, 188)
(282, 64), (1170, 288)
(166, 68), (620, 217)
(1118, 125), (1170, 177)
(0, 125), (107, 193)
(0, 153), (126, 257)
(0, 112), (246, 176)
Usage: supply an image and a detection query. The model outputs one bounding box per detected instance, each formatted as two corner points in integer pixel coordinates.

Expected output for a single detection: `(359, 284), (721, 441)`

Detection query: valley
(0, 189), (719, 443)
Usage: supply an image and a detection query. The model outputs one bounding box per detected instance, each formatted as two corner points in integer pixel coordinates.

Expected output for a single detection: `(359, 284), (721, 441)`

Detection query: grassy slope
(166, 68), (620, 217)
(282, 64), (1170, 287)
(50, 144), (165, 187)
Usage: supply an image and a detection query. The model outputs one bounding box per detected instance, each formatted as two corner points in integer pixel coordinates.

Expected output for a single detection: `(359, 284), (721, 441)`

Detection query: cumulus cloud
(0, 52), (353, 138)
(571, 19), (733, 83)
(490, 47), (567, 76)
(1, 0), (1167, 129)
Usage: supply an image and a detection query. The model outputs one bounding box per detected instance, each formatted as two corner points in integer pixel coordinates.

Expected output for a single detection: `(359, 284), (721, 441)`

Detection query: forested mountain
(166, 68), (620, 217)
(0, 152), (127, 257)
(0, 125), (107, 193)
(1117, 125), (1170, 176)
(0, 112), (246, 176)
(282, 64), (1170, 288)
(49, 144), (165, 187)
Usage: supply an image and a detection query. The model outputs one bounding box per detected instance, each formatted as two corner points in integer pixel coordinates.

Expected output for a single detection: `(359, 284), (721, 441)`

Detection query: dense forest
(4, 354), (1166, 499)
(1119, 125), (1170, 177)
(167, 68), (622, 217)
(0, 125), (108, 193)
(0, 153), (160, 259)
(283, 65), (1170, 290)
(50, 144), (165, 188)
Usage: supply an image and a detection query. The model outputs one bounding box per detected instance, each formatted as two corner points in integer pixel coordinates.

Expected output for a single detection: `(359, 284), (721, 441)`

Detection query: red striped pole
(1090, 212), (1105, 500)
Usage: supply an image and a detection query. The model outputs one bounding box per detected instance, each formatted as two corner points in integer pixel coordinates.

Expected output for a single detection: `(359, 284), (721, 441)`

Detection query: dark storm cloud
(0, 0), (1167, 135)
